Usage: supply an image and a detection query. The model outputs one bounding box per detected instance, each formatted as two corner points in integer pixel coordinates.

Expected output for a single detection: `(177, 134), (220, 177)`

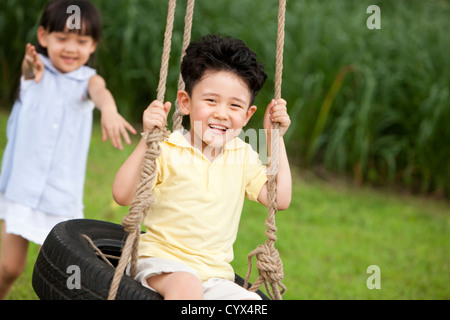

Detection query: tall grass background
(1, 0), (448, 197)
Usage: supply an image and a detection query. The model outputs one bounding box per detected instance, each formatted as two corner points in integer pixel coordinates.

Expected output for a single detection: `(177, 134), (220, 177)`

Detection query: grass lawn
(1, 112), (449, 300)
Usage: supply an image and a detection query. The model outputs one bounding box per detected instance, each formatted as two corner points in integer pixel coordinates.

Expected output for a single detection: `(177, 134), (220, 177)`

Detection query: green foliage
(0, 0), (449, 196)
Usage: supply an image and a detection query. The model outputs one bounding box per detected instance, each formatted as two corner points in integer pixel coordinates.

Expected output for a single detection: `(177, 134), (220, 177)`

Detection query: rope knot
(143, 127), (170, 147)
(254, 244), (284, 282)
(244, 241), (286, 300)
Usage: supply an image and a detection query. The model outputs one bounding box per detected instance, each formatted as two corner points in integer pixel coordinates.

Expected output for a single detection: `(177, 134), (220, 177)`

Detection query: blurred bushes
(0, 0), (449, 197)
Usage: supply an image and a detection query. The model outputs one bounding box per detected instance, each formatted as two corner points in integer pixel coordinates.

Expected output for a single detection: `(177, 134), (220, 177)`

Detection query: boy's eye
(231, 104), (243, 109)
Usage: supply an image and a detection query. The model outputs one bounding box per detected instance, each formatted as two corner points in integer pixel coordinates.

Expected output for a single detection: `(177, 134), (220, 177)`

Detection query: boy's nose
(213, 106), (229, 120)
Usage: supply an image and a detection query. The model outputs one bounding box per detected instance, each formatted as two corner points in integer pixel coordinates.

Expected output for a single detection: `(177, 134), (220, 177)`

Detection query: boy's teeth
(210, 125), (226, 131)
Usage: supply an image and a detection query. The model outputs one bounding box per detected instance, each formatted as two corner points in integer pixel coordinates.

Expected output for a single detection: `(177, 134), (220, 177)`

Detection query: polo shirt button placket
(206, 162), (216, 195)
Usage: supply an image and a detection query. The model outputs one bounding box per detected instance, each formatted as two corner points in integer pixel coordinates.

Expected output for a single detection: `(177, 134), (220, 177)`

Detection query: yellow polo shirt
(139, 130), (268, 281)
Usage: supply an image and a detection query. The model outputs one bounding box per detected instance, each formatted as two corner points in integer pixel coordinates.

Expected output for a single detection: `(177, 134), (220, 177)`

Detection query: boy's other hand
(264, 98), (290, 137)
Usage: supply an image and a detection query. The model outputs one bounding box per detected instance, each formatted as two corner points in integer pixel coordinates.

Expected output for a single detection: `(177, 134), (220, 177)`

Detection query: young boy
(113, 35), (291, 300)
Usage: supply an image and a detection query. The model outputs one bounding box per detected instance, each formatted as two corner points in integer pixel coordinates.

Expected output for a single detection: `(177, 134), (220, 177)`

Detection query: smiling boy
(113, 35), (291, 300)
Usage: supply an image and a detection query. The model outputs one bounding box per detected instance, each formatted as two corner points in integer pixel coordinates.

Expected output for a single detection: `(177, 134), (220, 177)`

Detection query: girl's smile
(37, 27), (97, 74)
(61, 56), (78, 65)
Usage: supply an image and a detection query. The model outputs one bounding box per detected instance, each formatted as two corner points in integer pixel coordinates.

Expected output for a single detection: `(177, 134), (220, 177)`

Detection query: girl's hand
(22, 43), (44, 82)
(143, 100), (172, 133)
(101, 109), (137, 150)
(88, 75), (137, 150)
(263, 98), (291, 137)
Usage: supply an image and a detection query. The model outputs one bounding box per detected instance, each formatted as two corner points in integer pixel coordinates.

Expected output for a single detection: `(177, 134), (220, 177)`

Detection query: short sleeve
(151, 141), (166, 190)
(244, 145), (268, 202)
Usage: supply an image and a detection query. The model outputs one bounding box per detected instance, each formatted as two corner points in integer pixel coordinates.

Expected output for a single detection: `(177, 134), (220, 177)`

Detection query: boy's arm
(257, 99), (292, 211)
(257, 135), (292, 210)
(112, 137), (148, 206)
(88, 75), (137, 150)
(112, 100), (171, 206)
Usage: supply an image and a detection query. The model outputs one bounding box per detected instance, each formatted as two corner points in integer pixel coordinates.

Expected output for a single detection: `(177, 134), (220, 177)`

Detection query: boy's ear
(244, 105), (257, 126)
(37, 26), (48, 48)
(177, 90), (191, 115)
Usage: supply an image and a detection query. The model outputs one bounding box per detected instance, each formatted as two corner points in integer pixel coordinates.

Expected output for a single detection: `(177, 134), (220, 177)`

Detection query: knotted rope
(244, 0), (287, 300)
(107, 0), (179, 300)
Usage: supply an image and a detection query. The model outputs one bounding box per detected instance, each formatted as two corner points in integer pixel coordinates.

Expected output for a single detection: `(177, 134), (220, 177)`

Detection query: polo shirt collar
(168, 130), (246, 150)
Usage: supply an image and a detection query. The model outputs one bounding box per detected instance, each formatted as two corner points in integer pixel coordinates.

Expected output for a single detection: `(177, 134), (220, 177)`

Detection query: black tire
(32, 219), (162, 300)
(32, 219), (269, 300)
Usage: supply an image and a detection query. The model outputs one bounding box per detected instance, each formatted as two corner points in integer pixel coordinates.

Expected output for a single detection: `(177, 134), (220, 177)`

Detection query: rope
(107, 0), (177, 300)
(172, 0), (195, 131)
(82, 235), (116, 269)
(244, 0), (287, 300)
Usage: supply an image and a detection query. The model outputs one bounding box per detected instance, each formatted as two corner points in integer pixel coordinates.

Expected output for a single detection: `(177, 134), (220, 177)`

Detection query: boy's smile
(178, 70), (257, 155)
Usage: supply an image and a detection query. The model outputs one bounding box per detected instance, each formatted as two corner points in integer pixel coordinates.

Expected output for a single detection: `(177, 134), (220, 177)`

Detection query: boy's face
(178, 70), (257, 151)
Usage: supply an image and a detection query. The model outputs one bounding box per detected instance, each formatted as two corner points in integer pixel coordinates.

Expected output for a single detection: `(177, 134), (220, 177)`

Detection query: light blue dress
(0, 54), (96, 243)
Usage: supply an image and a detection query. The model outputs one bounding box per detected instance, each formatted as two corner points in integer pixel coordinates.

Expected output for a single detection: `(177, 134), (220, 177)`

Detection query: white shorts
(126, 257), (262, 300)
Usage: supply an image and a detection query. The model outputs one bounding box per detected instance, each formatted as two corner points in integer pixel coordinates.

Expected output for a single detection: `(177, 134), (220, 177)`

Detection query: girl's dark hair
(181, 34), (267, 106)
(36, 0), (101, 57)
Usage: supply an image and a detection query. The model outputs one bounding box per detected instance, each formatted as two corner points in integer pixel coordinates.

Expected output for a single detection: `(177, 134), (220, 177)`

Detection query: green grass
(237, 171), (449, 300)
(1, 113), (448, 300)
(235, 169), (449, 300)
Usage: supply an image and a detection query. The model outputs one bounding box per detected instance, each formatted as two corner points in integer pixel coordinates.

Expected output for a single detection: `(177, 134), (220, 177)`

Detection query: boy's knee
(177, 273), (203, 299)
(155, 272), (203, 300)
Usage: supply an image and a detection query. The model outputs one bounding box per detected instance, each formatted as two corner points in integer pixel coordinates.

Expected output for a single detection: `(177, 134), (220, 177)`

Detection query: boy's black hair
(36, 0), (101, 57)
(181, 34), (267, 106)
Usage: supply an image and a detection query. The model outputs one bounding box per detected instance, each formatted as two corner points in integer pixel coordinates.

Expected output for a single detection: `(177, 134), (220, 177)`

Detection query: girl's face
(37, 26), (97, 73)
(178, 70), (257, 152)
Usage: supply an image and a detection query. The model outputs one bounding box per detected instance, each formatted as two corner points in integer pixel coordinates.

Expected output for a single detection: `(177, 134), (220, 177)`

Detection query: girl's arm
(88, 75), (137, 150)
(257, 99), (292, 211)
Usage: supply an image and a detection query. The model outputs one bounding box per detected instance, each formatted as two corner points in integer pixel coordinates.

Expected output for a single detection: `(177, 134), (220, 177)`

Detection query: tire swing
(32, 0), (287, 300)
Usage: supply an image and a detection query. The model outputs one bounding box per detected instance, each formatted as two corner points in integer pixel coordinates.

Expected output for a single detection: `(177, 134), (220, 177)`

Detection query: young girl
(0, 0), (136, 299)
